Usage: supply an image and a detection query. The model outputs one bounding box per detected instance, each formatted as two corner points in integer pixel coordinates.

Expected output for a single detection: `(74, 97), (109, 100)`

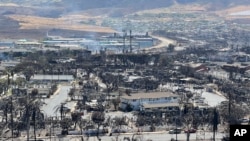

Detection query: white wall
(120, 96), (178, 111)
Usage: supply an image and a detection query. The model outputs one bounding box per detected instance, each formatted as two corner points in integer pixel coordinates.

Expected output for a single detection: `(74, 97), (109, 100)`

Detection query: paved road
(96, 131), (226, 141)
(41, 84), (72, 117)
(17, 131), (225, 141)
(201, 92), (226, 107)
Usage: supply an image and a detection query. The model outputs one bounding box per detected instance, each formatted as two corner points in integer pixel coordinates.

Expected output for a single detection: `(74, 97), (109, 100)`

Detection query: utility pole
(123, 30), (126, 54)
(228, 90), (232, 139)
(175, 117), (178, 141)
(228, 92), (232, 124)
(129, 30), (132, 53)
(50, 117), (52, 141)
(8, 71), (14, 140)
(10, 96), (13, 141)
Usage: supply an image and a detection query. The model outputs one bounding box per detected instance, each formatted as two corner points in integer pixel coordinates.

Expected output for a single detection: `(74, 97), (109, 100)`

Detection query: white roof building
(30, 74), (74, 82)
(120, 92), (179, 111)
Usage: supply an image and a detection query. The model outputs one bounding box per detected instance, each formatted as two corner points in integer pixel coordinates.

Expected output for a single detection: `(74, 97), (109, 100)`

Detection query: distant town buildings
(43, 33), (155, 53)
(15, 39), (42, 48)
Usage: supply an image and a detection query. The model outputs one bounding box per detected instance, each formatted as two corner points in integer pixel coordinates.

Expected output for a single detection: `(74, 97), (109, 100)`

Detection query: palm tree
(0, 99), (10, 124)
(23, 101), (31, 141)
(10, 96), (14, 140)
(32, 107), (37, 140)
(54, 103), (68, 120)
(18, 90), (44, 141)
(212, 108), (219, 141)
(0, 97), (15, 139)
(22, 100), (43, 141)
(30, 101), (44, 141)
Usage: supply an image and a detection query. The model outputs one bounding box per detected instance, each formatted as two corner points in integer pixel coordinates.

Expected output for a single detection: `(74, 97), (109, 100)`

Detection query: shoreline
(144, 34), (176, 51)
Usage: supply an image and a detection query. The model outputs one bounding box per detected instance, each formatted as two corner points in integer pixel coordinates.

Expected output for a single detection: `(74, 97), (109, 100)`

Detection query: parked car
(169, 128), (182, 134)
(184, 128), (196, 133)
(111, 128), (127, 133)
(238, 118), (249, 124)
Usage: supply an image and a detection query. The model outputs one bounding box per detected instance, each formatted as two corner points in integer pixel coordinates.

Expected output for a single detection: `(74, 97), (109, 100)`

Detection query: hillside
(0, 1), (249, 17)
(1, 0), (250, 12)
(0, 0), (250, 39)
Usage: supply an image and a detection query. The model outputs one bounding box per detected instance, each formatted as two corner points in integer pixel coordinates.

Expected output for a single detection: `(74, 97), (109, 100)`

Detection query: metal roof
(121, 92), (178, 100)
(142, 102), (179, 108)
(30, 75), (74, 81)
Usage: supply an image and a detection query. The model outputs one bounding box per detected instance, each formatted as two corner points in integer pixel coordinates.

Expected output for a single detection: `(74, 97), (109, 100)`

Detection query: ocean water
(230, 10), (250, 16)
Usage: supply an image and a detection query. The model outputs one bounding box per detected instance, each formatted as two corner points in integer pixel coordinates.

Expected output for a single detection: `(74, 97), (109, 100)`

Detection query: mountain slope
(61, 0), (250, 12)
(61, 0), (174, 12)
(1, 0), (250, 12)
